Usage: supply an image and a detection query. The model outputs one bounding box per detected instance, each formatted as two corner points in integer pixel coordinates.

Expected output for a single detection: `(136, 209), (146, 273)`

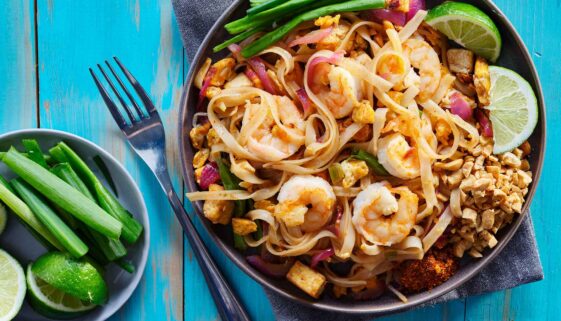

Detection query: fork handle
(155, 169), (251, 321)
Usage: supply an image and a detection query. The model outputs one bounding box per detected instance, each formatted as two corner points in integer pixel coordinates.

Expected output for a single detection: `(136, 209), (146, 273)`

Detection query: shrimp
(352, 183), (418, 246)
(242, 96), (305, 162)
(312, 63), (361, 119)
(275, 175), (336, 233)
(403, 39), (441, 102)
(377, 133), (420, 180)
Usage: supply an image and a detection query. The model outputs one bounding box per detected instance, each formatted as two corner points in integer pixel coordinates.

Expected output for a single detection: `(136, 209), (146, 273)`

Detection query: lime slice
(31, 252), (108, 305)
(486, 66), (538, 154)
(0, 204), (7, 236)
(27, 265), (96, 318)
(426, 1), (502, 62)
(0, 249), (26, 321)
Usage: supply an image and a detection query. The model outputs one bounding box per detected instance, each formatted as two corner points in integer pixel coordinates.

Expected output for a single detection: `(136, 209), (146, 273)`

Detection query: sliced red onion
(407, 0), (426, 21)
(450, 92), (473, 121)
(199, 162), (220, 190)
(288, 27), (333, 48)
(475, 109), (494, 138)
(307, 51), (344, 89)
(246, 256), (293, 278)
(367, 9), (406, 26)
(227, 44), (243, 61)
(310, 248), (335, 268)
(296, 88), (313, 116)
(197, 67), (217, 111)
(247, 57), (277, 95)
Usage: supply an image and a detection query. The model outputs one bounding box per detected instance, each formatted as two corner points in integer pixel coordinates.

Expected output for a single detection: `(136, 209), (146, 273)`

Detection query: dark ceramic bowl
(178, 0), (546, 315)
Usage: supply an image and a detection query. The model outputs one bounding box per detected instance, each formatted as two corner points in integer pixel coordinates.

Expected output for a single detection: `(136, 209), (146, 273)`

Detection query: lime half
(0, 204), (7, 236)
(27, 265), (96, 319)
(31, 252), (108, 305)
(486, 66), (538, 154)
(0, 249), (26, 321)
(426, 1), (502, 62)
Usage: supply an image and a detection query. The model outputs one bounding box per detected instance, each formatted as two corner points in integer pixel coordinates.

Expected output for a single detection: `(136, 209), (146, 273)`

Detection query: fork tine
(89, 68), (128, 128)
(104, 61), (145, 119)
(96, 64), (137, 124)
(113, 57), (157, 114)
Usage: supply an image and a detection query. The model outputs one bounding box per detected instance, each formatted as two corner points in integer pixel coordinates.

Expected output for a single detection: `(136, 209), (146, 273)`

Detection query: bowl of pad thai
(179, 0), (545, 314)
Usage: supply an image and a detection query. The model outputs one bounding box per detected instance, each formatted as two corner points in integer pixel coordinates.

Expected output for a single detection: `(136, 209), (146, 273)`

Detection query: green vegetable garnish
(2, 147), (123, 239)
(328, 163), (345, 183)
(247, 0), (289, 16)
(55, 142), (142, 244)
(216, 158), (248, 251)
(22, 139), (49, 169)
(241, 0), (385, 57)
(351, 149), (389, 176)
(213, 27), (264, 53)
(11, 178), (89, 259)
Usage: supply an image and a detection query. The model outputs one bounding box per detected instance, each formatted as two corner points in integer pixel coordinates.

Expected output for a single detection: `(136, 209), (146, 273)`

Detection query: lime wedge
(0, 249), (26, 321)
(27, 265), (96, 319)
(426, 1), (502, 62)
(486, 66), (538, 154)
(31, 252), (108, 305)
(0, 204), (7, 236)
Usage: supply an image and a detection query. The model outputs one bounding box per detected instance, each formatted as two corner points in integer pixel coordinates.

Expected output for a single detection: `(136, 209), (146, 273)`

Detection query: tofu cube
(203, 184), (234, 225)
(232, 218), (258, 236)
(286, 261), (327, 299)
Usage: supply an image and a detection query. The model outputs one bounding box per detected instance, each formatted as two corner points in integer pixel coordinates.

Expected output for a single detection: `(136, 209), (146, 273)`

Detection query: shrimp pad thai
(187, 0), (538, 301)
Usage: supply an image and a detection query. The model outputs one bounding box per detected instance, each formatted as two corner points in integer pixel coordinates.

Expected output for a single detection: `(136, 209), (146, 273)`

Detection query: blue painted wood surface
(0, 0), (557, 320)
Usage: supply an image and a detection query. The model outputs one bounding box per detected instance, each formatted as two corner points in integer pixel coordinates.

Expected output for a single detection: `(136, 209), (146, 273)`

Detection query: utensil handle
(155, 169), (251, 321)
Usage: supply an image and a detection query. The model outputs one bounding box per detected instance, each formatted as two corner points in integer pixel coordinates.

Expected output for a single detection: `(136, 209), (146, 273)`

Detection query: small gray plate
(0, 129), (150, 321)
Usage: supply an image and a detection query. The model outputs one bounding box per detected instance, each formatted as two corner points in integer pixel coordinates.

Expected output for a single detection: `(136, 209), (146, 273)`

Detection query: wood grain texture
(0, 0), (36, 130)
(1, 0), (557, 320)
(36, 0), (184, 320)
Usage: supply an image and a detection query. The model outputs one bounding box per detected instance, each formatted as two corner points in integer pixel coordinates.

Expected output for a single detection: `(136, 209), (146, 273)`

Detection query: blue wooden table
(1, 0), (557, 320)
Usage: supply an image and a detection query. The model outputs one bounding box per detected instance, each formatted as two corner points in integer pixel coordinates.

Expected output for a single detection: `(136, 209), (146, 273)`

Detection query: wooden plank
(0, 0), (37, 130)
(36, 0), (184, 320)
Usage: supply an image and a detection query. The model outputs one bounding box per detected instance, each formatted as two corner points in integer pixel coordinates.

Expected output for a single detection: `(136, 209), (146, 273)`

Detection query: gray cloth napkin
(171, 1), (544, 319)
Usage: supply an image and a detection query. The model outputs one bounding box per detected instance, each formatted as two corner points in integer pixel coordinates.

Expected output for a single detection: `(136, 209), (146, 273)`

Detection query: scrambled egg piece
(286, 261), (327, 299)
(341, 159), (369, 188)
(447, 49), (474, 74)
(317, 23), (351, 51)
(190, 122), (211, 150)
(352, 100), (375, 124)
(207, 128), (221, 147)
(192, 149), (210, 169)
(474, 57), (491, 106)
(205, 86), (221, 100)
(203, 184), (234, 225)
(274, 201), (308, 227)
(210, 58), (236, 87)
(314, 15), (340, 28)
(254, 200), (276, 213)
(232, 218), (258, 236)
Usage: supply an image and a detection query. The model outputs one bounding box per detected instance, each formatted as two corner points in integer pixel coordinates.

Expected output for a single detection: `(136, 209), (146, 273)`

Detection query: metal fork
(90, 57), (251, 321)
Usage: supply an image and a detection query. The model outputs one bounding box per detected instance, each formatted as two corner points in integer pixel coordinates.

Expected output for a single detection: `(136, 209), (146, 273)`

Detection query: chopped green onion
(22, 139), (49, 169)
(328, 163), (345, 183)
(57, 142), (143, 244)
(2, 147), (123, 239)
(351, 149), (389, 176)
(11, 178), (89, 258)
(0, 175), (64, 251)
(241, 0), (386, 57)
(93, 155), (119, 197)
(52, 162), (127, 261)
(116, 259), (135, 274)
